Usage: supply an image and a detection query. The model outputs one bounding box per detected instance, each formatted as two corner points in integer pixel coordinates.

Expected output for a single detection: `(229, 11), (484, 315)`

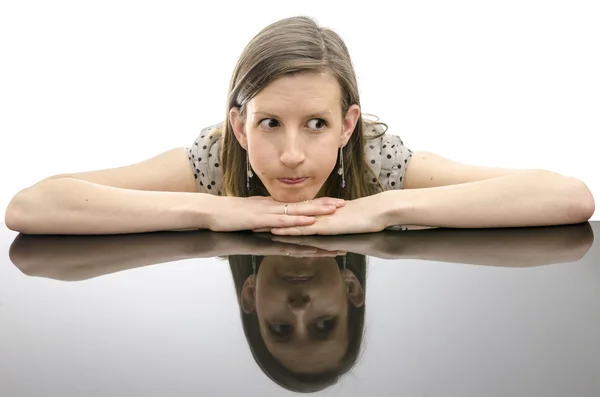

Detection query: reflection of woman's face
(241, 256), (364, 373)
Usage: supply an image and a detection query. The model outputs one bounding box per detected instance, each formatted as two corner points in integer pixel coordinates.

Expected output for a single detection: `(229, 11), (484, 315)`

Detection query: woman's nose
(287, 294), (311, 311)
(280, 137), (306, 168)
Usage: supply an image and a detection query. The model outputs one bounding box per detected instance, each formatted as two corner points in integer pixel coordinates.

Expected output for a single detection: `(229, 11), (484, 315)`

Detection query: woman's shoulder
(187, 121), (225, 195)
(190, 121), (225, 146)
(363, 121), (413, 190)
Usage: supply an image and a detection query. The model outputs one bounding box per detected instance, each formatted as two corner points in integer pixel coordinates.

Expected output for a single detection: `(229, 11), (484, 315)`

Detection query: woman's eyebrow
(252, 109), (333, 119)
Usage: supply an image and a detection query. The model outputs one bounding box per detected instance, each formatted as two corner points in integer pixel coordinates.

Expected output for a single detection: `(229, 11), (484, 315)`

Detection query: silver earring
(337, 146), (345, 188)
(246, 151), (253, 191)
(252, 255), (257, 274)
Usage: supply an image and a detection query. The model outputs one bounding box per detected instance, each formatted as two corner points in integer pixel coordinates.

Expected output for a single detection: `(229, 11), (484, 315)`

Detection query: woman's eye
(315, 318), (336, 333)
(268, 323), (292, 336)
(308, 118), (327, 130)
(259, 118), (280, 129)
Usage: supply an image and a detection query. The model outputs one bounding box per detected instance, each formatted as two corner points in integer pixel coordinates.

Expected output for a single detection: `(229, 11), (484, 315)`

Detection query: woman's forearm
(5, 178), (214, 235)
(9, 230), (227, 280)
(394, 225), (594, 266)
(384, 170), (595, 229)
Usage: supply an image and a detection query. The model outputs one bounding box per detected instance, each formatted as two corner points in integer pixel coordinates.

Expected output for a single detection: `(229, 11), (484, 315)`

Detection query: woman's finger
(283, 202), (337, 217)
(310, 197), (346, 207)
(288, 250), (345, 257)
(271, 236), (312, 244)
(262, 215), (316, 229)
(270, 224), (319, 236)
(253, 211), (322, 232)
(270, 235), (331, 249)
(256, 249), (344, 258)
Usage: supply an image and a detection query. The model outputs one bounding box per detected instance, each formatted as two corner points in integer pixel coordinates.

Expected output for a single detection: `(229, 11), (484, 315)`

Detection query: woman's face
(240, 256), (364, 373)
(230, 72), (361, 202)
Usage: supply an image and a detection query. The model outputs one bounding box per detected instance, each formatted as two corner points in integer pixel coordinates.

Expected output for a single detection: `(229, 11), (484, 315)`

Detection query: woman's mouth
(282, 275), (314, 283)
(278, 177), (308, 185)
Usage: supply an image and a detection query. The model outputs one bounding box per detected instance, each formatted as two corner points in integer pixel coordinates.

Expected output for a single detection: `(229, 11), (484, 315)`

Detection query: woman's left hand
(257, 194), (388, 235)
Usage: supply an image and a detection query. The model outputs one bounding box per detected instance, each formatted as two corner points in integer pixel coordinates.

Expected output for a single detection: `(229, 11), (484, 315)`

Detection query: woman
(229, 253), (367, 393)
(4, 16), (595, 235)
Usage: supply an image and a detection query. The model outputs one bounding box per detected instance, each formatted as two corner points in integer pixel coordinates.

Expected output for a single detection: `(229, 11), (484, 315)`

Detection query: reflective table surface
(1, 222), (598, 396)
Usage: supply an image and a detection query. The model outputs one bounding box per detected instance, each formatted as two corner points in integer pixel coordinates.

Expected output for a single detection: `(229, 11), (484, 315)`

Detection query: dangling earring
(252, 255), (257, 274)
(337, 146), (345, 188)
(246, 151), (253, 191)
(342, 253), (347, 269)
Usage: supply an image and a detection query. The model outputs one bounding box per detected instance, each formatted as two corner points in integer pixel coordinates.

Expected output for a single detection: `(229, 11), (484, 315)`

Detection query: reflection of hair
(228, 253), (367, 393)
(218, 15), (386, 199)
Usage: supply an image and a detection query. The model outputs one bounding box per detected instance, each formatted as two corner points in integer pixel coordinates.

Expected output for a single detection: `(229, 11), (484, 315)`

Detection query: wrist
(187, 192), (220, 230)
(379, 190), (413, 229)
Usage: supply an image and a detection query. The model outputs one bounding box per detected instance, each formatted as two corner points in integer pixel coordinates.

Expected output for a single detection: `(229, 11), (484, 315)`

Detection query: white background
(1, 0), (598, 219)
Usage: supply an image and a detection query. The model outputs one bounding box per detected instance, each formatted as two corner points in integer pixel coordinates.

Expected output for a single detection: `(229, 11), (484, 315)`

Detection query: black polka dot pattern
(187, 121), (225, 195)
(364, 123), (413, 193)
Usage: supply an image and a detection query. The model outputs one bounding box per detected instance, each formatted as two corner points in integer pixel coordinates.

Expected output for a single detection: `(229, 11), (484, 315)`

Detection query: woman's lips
(278, 177), (308, 185)
(281, 275), (314, 283)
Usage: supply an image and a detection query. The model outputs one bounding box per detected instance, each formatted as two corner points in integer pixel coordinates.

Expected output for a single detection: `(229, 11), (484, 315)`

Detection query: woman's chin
(267, 185), (320, 203)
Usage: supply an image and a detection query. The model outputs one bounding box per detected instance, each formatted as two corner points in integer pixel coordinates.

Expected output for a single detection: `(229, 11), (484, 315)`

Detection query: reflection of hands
(218, 232), (345, 257)
(269, 233), (401, 259)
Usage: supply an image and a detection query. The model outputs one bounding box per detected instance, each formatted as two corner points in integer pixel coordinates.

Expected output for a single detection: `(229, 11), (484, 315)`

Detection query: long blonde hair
(218, 16), (386, 200)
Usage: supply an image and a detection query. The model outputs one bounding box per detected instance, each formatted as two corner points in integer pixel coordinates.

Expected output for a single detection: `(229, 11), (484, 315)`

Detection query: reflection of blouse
(187, 121), (415, 230)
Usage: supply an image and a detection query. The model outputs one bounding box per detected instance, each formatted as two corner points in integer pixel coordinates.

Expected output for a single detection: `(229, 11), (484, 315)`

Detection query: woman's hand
(269, 233), (397, 258)
(261, 194), (388, 236)
(206, 196), (346, 232)
(226, 234), (346, 257)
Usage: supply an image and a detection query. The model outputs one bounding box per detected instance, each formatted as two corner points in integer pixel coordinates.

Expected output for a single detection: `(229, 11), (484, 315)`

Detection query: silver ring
(284, 204), (288, 215)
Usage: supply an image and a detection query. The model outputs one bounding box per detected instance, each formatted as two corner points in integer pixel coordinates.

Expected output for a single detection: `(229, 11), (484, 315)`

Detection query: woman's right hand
(206, 196), (345, 232)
